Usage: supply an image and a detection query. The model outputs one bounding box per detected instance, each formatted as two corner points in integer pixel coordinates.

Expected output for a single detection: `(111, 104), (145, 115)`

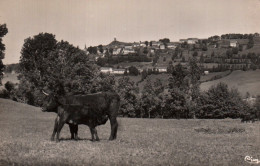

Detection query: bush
(128, 66), (139, 76)
(0, 89), (9, 99)
(196, 82), (247, 119)
(5, 81), (15, 92)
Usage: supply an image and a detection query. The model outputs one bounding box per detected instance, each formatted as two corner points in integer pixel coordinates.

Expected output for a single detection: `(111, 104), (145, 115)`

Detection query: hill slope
(0, 99), (259, 165)
(201, 70), (260, 97)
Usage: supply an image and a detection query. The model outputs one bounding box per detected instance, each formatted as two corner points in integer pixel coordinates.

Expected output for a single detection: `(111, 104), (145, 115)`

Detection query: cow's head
(41, 90), (62, 113)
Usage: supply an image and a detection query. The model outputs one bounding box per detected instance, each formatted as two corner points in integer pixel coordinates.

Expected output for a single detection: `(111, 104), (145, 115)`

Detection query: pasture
(201, 69), (260, 97)
(0, 98), (259, 166)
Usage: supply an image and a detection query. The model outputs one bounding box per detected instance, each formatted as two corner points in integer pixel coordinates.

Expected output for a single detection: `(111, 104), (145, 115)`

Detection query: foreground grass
(0, 99), (259, 166)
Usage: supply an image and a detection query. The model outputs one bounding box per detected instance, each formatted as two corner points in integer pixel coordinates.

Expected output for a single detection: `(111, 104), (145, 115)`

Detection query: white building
(230, 40), (237, 47)
(113, 48), (122, 55)
(100, 67), (113, 73)
(123, 45), (135, 54)
(167, 42), (177, 49)
(187, 38), (198, 44)
(156, 67), (167, 72)
(140, 41), (146, 47)
(159, 44), (165, 49)
(112, 69), (125, 74)
(100, 67), (126, 74)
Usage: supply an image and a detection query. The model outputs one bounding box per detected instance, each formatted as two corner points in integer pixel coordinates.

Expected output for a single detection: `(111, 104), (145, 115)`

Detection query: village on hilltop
(83, 33), (260, 75)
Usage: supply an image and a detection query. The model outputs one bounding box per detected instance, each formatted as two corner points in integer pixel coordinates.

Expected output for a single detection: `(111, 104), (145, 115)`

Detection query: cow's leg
(56, 113), (68, 142)
(56, 121), (65, 142)
(108, 99), (119, 141)
(89, 127), (95, 141)
(109, 117), (118, 140)
(51, 116), (59, 141)
(74, 125), (79, 140)
(69, 123), (75, 139)
(93, 128), (99, 141)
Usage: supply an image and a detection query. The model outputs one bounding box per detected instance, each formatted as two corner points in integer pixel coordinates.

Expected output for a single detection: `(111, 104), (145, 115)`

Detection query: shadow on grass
(58, 137), (108, 142)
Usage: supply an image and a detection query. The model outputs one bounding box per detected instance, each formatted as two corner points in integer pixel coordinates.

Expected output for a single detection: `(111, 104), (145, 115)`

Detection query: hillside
(106, 40), (132, 48)
(201, 70), (260, 97)
(0, 98), (259, 165)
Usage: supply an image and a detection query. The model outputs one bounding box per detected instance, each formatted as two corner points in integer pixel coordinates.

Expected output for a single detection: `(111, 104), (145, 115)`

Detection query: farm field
(201, 69), (260, 97)
(200, 70), (231, 82)
(0, 98), (259, 166)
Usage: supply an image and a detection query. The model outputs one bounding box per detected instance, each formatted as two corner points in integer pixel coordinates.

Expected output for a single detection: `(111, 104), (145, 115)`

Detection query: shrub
(196, 82), (247, 119)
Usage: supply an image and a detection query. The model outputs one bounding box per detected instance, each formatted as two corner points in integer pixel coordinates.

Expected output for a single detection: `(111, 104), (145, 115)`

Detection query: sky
(0, 0), (260, 64)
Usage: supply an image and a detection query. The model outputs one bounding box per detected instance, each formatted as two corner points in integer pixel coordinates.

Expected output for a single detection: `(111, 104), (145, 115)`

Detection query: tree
(193, 51), (198, 57)
(128, 66), (139, 76)
(253, 95), (260, 120)
(87, 46), (98, 54)
(196, 82), (246, 119)
(159, 38), (170, 44)
(167, 63), (190, 118)
(19, 33), (57, 88)
(232, 47), (239, 54)
(18, 33), (97, 106)
(117, 77), (139, 117)
(97, 45), (104, 53)
(0, 24), (8, 85)
(139, 78), (165, 118)
(188, 57), (202, 118)
(247, 35), (254, 49)
(145, 41), (149, 47)
(140, 78), (157, 118)
(141, 69), (148, 81)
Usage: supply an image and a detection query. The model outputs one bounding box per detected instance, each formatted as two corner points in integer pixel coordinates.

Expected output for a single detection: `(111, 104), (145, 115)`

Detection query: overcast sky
(0, 0), (260, 64)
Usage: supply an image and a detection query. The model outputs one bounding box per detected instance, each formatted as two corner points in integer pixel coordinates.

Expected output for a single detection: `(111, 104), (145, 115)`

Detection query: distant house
(113, 48), (122, 55)
(208, 44), (216, 49)
(159, 44), (165, 49)
(237, 39), (249, 50)
(123, 45), (135, 55)
(179, 39), (187, 43)
(167, 42), (177, 49)
(112, 69), (125, 74)
(133, 42), (140, 47)
(100, 67), (126, 74)
(140, 41), (146, 47)
(204, 71), (209, 75)
(156, 66), (167, 72)
(230, 40), (237, 47)
(151, 41), (162, 49)
(187, 38), (199, 44)
(152, 41), (161, 47)
(100, 67), (113, 73)
(243, 97), (256, 105)
(218, 40), (230, 48)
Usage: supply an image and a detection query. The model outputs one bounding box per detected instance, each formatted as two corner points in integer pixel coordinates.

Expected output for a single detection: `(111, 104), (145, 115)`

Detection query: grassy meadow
(201, 69), (260, 97)
(0, 98), (259, 166)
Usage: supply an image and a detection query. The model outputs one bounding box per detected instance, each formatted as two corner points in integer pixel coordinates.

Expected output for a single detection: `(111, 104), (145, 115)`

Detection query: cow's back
(64, 92), (120, 114)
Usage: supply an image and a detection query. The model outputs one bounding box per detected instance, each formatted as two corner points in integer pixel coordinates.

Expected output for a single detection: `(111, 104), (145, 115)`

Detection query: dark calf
(52, 105), (108, 142)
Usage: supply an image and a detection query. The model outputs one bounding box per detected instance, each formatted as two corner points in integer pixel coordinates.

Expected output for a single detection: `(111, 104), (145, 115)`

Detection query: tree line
(0, 32), (259, 121)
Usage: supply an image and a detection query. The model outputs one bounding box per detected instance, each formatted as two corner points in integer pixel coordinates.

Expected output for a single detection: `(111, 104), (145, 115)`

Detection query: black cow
(51, 104), (108, 141)
(42, 92), (120, 142)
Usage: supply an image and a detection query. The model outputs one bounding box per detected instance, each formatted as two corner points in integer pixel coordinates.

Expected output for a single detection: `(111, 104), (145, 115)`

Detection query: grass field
(201, 69), (260, 97)
(0, 98), (259, 166)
